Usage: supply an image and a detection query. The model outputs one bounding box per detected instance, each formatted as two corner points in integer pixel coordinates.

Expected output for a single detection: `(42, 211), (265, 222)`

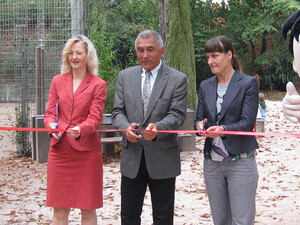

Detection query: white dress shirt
(141, 60), (162, 99)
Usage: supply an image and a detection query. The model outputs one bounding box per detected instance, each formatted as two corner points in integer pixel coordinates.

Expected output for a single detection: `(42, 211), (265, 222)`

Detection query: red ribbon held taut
(0, 126), (300, 138)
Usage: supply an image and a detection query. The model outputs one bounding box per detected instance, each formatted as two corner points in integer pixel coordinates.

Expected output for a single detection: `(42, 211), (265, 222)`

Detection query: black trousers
(121, 152), (176, 225)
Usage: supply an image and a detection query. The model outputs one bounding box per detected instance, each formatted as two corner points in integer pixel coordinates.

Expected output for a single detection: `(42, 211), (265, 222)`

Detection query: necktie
(143, 71), (152, 116)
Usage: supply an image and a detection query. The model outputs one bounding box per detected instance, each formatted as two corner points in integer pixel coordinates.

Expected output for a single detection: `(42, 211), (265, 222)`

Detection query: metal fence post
(35, 40), (45, 115)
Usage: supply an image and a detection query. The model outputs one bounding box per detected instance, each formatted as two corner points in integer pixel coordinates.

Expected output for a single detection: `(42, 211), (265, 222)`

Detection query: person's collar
(142, 60), (162, 79)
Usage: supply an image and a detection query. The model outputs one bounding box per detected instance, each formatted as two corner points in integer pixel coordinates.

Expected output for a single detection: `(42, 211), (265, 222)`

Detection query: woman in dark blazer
(44, 35), (107, 224)
(195, 36), (259, 225)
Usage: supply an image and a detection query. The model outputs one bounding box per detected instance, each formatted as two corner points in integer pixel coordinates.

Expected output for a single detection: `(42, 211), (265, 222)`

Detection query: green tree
(191, 0), (226, 86)
(191, 0), (300, 91)
(90, 0), (159, 112)
(159, 0), (197, 110)
(223, 0), (300, 90)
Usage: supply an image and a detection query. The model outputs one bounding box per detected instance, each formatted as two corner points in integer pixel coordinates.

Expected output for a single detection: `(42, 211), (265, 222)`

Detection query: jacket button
(67, 121), (69, 124)
(69, 105), (72, 108)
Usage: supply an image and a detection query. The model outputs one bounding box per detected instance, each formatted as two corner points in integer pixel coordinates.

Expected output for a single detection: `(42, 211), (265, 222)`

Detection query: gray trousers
(204, 156), (258, 225)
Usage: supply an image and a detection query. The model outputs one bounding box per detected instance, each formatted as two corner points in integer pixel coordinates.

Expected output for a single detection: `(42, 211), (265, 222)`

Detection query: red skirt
(46, 136), (103, 209)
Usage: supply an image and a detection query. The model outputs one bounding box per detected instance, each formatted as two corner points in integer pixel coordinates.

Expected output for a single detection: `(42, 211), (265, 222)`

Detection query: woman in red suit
(44, 35), (107, 224)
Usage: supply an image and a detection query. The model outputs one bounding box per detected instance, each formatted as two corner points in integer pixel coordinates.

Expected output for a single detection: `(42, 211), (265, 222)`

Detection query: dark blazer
(194, 70), (259, 156)
(112, 63), (188, 179)
(44, 71), (107, 151)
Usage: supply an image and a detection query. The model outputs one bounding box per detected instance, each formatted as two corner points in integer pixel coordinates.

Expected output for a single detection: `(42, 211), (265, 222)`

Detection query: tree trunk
(159, 0), (197, 111)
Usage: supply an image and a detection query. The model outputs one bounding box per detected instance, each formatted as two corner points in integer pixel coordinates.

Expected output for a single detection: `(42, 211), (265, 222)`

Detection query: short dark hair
(282, 10), (300, 56)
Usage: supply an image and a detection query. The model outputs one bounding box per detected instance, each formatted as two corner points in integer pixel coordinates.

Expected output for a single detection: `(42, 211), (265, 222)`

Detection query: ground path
(0, 101), (299, 224)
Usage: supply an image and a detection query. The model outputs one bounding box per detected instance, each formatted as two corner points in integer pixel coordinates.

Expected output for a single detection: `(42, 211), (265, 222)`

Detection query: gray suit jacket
(194, 70), (259, 156)
(112, 63), (188, 179)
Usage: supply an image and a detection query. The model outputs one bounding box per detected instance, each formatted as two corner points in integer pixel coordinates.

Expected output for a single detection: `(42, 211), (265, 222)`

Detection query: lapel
(206, 76), (218, 121)
(74, 71), (93, 97)
(131, 66), (144, 122)
(144, 63), (168, 122)
(64, 72), (73, 100)
(64, 71), (93, 100)
(218, 70), (242, 121)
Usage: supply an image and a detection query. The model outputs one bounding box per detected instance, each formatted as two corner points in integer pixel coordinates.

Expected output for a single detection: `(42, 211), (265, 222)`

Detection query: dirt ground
(0, 100), (299, 224)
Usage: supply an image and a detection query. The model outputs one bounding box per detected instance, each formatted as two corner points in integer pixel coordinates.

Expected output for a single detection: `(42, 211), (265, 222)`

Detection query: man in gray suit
(112, 30), (188, 225)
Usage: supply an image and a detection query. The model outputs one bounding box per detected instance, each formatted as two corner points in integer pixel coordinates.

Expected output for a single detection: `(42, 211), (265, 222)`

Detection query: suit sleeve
(78, 80), (107, 139)
(194, 81), (205, 129)
(44, 76), (58, 129)
(155, 74), (188, 140)
(225, 77), (258, 133)
(112, 71), (131, 129)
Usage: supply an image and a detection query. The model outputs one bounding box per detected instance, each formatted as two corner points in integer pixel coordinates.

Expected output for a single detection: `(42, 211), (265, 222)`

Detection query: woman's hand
(49, 122), (62, 140)
(67, 126), (81, 139)
(197, 119), (208, 136)
(202, 125), (225, 138)
(196, 119), (207, 130)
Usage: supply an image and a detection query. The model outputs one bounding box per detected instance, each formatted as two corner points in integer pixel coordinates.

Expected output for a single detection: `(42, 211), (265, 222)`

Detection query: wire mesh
(0, 0), (92, 156)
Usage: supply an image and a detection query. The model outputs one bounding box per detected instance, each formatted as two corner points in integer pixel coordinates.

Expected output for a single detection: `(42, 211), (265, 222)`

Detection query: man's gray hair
(135, 30), (164, 49)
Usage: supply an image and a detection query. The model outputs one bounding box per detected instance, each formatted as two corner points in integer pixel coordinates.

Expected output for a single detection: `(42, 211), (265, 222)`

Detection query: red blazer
(44, 71), (107, 151)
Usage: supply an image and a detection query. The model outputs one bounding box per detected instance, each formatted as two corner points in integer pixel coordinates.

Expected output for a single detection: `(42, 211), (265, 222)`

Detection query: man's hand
(282, 82), (300, 123)
(126, 123), (142, 143)
(141, 123), (158, 141)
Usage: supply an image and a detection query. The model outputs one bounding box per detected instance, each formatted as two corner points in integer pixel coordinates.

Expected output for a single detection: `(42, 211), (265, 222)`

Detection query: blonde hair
(61, 35), (99, 76)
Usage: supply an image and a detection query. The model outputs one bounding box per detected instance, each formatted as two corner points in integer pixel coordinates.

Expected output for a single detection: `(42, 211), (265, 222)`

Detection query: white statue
(282, 10), (300, 123)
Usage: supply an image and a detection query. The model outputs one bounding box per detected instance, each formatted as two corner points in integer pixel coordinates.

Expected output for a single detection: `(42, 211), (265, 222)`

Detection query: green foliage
(0, 54), (16, 81)
(45, 0), (71, 40)
(91, 0), (158, 69)
(90, 28), (121, 113)
(90, 0), (159, 113)
(191, 0), (300, 90)
(15, 109), (32, 157)
(193, 30), (216, 85)
(191, 0), (227, 85)
(260, 56), (297, 91)
(0, 1), (15, 29)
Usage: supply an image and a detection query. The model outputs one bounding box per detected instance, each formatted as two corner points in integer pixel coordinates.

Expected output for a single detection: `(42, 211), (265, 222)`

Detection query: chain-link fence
(0, 0), (93, 156)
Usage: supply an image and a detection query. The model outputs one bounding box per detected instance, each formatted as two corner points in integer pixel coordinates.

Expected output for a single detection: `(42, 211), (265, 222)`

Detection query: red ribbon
(0, 127), (127, 133)
(157, 129), (300, 138)
(0, 126), (300, 138)
(0, 127), (65, 132)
